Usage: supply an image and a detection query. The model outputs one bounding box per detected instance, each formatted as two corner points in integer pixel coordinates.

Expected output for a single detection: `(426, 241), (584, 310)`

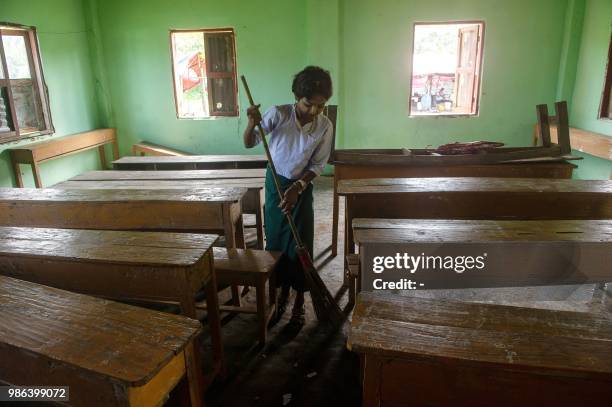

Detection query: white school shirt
(254, 104), (333, 180)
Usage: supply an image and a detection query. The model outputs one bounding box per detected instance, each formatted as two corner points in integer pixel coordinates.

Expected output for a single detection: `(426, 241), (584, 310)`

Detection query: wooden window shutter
(204, 31), (238, 117)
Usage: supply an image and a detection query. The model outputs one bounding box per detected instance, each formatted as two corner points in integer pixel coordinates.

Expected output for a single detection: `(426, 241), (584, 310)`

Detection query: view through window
(170, 29), (238, 119)
(0, 24), (53, 142)
(409, 22), (484, 117)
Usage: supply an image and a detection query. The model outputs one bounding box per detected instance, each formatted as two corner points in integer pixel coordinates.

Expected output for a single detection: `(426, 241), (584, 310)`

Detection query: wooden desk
(0, 226), (223, 388)
(0, 275), (204, 406)
(330, 155), (577, 256)
(72, 168), (266, 181)
(9, 128), (119, 188)
(58, 175), (265, 249)
(349, 292), (612, 406)
(0, 187), (247, 249)
(113, 155), (268, 170)
(339, 177), (612, 262)
(353, 219), (612, 291)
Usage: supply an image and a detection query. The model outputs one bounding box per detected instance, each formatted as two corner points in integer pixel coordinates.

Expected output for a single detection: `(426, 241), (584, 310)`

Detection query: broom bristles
(297, 247), (344, 326)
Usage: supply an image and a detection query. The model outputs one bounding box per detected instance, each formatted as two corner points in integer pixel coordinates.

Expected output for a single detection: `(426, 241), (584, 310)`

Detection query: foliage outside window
(0, 23), (53, 143)
(409, 22), (485, 117)
(170, 28), (238, 119)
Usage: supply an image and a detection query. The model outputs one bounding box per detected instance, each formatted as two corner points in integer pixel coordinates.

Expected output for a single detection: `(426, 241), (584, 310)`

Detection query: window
(170, 28), (238, 119)
(409, 22), (484, 117)
(599, 32), (612, 120)
(0, 23), (53, 142)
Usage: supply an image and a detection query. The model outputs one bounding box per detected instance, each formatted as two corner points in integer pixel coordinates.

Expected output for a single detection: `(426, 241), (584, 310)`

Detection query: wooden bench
(201, 248), (282, 344)
(351, 218), (612, 297)
(0, 275), (204, 406)
(114, 154), (268, 170)
(9, 128), (119, 188)
(349, 291), (612, 406)
(55, 176), (266, 249)
(0, 187), (247, 249)
(0, 226), (224, 390)
(330, 151), (578, 257)
(132, 141), (191, 156)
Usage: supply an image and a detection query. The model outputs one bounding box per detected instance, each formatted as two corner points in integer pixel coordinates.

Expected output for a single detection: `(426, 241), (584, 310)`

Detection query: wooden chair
(201, 248), (281, 344)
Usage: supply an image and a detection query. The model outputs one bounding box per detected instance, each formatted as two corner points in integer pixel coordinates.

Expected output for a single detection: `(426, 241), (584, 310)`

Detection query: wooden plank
(536, 104), (552, 147)
(350, 291), (612, 375)
(73, 168), (267, 181)
(338, 177), (612, 194)
(132, 141), (191, 157)
(0, 187), (246, 241)
(56, 179), (264, 188)
(10, 128), (117, 163)
(555, 101), (572, 155)
(113, 154), (268, 170)
(353, 219), (612, 244)
(0, 275), (201, 397)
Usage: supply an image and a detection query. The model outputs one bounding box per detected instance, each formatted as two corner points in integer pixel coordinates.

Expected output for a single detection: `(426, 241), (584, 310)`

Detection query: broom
(241, 75), (343, 326)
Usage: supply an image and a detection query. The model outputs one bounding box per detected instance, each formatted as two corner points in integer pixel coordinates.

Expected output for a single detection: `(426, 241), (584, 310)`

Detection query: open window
(599, 31), (612, 120)
(409, 22), (484, 117)
(170, 28), (238, 119)
(0, 23), (53, 143)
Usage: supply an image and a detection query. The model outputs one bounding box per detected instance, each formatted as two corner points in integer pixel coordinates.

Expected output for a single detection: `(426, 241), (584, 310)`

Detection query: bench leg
(256, 277), (267, 344)
(98, 145), (108, 169)
(31, 162), (43, 188)
(12, 161), (24, 188)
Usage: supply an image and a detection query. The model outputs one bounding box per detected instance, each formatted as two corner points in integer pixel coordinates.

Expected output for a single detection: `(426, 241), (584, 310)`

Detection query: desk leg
(203, 259), (225, 382)
(332, 176), (339, 257)
(177, 271), (206, 405)
(31, 162), (43, 188)
(98, 145), (108, 169)
(343, 199), (354, 287)
(362, 354), (383, 407)
(256, 276), (267, 344)
(12, 161), (24, 188)
(183, 341), (204, 407)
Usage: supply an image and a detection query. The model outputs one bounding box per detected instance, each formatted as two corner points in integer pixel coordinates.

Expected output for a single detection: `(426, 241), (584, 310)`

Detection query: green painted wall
(339, 0), (568, 150)
(568, 0), (612, 179)
(0, 0), (103, 187)
(92, 0), (308, 157)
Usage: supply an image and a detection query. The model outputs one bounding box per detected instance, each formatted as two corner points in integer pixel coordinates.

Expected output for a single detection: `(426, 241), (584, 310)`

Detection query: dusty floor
(197, 175), (609, 407)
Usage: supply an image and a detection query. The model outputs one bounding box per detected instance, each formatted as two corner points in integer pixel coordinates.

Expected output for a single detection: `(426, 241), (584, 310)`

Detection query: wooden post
(536, 104), (552, 148)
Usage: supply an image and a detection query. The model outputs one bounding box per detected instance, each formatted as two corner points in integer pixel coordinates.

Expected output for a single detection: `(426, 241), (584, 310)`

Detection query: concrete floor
(200, 175), (610, 407)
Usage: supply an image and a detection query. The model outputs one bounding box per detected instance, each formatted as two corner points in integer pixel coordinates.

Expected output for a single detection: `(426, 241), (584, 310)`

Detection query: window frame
(0, 22), (54, 143)
(598, 31), (612, 121)
(408, 20), (486, 118)
(169, 28), (239, 120)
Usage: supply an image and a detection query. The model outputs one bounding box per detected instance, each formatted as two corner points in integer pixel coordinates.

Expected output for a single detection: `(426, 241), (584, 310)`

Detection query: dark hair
(291, 66), (333, 100)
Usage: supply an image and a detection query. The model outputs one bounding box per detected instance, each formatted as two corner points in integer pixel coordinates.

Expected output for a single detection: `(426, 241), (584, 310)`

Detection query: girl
(243, 66), (334, 325)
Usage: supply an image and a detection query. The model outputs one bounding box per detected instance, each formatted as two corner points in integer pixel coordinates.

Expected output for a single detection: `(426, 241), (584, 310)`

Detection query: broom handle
(241, 75), (305, 250)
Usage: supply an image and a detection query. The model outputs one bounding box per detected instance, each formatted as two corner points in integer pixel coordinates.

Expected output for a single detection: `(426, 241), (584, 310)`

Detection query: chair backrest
(323, 105), (338, 164)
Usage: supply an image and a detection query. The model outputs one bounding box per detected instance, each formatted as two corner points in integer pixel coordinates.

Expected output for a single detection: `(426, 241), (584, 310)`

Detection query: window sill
(0, 130), (54, 147)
